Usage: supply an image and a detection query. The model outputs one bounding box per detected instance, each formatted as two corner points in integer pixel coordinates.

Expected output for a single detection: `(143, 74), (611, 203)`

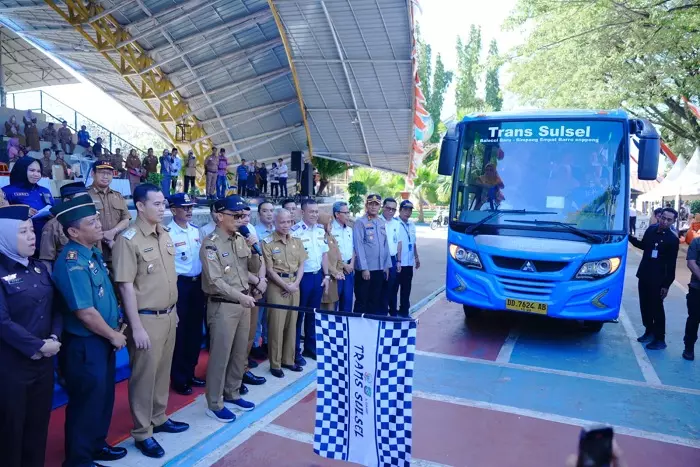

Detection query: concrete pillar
(0, 29), (6, 108)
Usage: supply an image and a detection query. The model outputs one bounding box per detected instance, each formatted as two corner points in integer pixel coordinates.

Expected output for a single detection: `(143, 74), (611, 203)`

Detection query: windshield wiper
(504, 219), (603, 244)
(464, 210), (556, 234)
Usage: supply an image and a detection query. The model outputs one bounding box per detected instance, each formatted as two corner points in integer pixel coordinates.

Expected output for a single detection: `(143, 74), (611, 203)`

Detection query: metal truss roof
(0, 25), (77, 91)
(0, 0), (413, 173)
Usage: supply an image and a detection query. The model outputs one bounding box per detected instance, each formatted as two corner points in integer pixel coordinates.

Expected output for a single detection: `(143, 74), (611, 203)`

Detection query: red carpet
(45, 352), (211, 467)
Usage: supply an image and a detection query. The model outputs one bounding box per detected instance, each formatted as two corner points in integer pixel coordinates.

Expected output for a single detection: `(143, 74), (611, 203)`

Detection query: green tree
(313, 157), (347, 196)
(347, 181), (367, 216)
(484, 39), (503, 111)
(505, 0), (700, 156)
(455, 25), (483, 116)
(416, 25), (454, 143)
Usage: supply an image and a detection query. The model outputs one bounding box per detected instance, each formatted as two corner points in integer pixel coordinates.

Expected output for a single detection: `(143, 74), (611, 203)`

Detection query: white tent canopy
(671, 148), (700, 197)
(638, 155), (688, 201)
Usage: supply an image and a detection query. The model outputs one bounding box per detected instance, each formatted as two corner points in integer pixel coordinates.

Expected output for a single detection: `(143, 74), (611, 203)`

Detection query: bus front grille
(497, 276), (555, 298)
(492, 256), (568, 273)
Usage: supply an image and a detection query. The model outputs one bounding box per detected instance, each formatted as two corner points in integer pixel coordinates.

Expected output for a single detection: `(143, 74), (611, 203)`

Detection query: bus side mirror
(438, 123), (458, 176)
(632, 119), (660, 181)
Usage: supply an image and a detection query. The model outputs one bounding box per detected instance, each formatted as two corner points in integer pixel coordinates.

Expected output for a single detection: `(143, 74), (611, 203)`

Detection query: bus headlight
(449, 244), (482, 269)
(576, 257), (621, 280)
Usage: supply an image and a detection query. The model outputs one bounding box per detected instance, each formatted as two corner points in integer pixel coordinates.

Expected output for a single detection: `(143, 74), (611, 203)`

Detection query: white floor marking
(414, 350), (700, 396)
(411, 291), (445, 319)
(495, 328), (520, 363)
(619, 306), (663, 385)
(413, 391), (700, 449)
(263, 423), (452, 466)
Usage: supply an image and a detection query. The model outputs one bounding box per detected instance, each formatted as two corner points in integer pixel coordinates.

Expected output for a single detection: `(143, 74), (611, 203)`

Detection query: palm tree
(412, 165), (440, 223)
(313, 158), (348, 196)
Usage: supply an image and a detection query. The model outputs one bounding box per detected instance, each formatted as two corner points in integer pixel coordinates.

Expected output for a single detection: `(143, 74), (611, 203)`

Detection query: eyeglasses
(384, 206), (397, 211)
(177, 206), (194, 211)
(337, 211), (350, 214)
(220, 212), (246, 219)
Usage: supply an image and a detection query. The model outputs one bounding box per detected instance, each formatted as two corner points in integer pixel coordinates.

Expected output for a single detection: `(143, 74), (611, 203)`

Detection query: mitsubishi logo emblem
(521, 261), (537, 273)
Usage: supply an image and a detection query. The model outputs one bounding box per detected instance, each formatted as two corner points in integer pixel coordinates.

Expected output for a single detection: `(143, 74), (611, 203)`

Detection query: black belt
(278, 273), (296, 279)
(211, 296), (246, 305)
(178, 275), (201, 282)
(138, 307), (173, 315)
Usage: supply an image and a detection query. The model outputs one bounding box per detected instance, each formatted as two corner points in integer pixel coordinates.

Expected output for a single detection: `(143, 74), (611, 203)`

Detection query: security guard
(167, 193), (207, 395)
(88, 159), (131, 262)
(112, 184), (188, 459)
(331, 201), (355, 312)
(263, 208), (306, 377)
(353, 194), (391, 315)
(200, 195), (262, 423)
(291, 198), (329, 363)
(39, 181), (89, 269)
(52, 195), (128, 466)
(380, 198), (400, 315)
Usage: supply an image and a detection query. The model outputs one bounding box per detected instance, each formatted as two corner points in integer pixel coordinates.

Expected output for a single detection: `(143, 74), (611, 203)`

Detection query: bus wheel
(463, 305), (481, 321)
(582, 321), (604, 333)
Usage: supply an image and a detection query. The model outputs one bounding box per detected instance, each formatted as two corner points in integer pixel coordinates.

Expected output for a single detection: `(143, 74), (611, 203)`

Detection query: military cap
(169, 193), (196, 208)
(0, 205), (31, 221)
(213, 195), (247, 213)
(366, 193), (382, 204)
(92, 159), (114, 172)
(60, 181), (88, 198)
(400, 200), (414, 210)
(50, 194), (97, 227)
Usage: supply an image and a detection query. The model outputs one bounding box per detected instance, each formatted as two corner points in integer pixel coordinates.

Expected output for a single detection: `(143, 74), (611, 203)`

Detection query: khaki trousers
(206, 172), (217, 196)
(266, 280), (299, 369)
(126, 311), (177, 441)
(205, 300), (250, 411)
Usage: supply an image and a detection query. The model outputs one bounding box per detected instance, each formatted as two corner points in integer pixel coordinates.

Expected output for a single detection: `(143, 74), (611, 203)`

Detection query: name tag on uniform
(143, 247), (154, 253)
(651, 250), (658, 259)
(408, 244), (413, 252)
(222, 252), (230, 257)
(175, 241), (186, 247)
(272, 248), (281, 254)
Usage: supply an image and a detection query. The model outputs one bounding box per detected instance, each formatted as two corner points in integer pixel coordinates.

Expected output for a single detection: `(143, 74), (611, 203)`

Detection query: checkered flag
(314, 312), (417, 466)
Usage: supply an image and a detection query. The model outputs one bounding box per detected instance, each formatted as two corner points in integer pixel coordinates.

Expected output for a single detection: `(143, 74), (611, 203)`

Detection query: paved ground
(94, 229), (700, 466)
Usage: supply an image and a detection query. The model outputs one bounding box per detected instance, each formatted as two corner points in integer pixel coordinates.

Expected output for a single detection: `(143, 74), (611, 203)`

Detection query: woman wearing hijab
(5, 115), (24, 145)
(0, 204), (62, 467)
(23, 110), (41, 152)
(2, 157), (55, 252)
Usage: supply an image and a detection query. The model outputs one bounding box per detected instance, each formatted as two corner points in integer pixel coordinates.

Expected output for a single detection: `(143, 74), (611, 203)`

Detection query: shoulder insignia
(66, 250), (78, 261)
(206, 250), (216, 260)
(121, 228), (137, 240)
(290, 224), (301, 231)
(263, 235), (273, 244)
(209, 233), (218, 241)
(162, 226), (171, 232)
(316, 224), (324, 229)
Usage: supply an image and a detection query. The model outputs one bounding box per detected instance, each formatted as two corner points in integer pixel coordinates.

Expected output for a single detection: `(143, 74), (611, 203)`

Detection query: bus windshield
(452, 119), (628, 233)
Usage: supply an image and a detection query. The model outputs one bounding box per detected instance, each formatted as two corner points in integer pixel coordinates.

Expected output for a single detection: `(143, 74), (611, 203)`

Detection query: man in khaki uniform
(263, 208), (306, 377)
(112, 183), (188, 459)
(184, 150), (197, 194)
(142, 148), (159, 179)
(89, 159), (131, 263)
(111, 148), (126, 179)
(39, 181), (88, 270)
(204, 147), (219, 199)
(200, 195), (263, 423)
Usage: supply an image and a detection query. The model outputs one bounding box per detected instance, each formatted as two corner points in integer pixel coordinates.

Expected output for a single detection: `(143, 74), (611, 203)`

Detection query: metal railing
(7, 90), (149, 157)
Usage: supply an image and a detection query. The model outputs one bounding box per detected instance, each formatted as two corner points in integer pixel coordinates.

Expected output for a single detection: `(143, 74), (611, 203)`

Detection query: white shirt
(382, 215), (401, 256)
(168, 220), (202, 276)
(630, 206), (637, 217)
(331, 219), (353, 262)
(291, 220), (328, 273)
(398, 219), (417, 267)
(255, 222), (275, 241)
(278, 163), (288, 178)
(170, 156), (182, 177)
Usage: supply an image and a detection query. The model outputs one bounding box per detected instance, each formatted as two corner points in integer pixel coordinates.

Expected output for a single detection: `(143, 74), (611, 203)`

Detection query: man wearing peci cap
(112, 184), (188, 459)
(167, 193), (207, 396)
(353, 194), (391, 315)
(88, 159), (131, 264)
(396, 200), (420, 317)
(39, 181), (89, 271)
(200, 195), (263, 423)
(52, 195), (128, 466)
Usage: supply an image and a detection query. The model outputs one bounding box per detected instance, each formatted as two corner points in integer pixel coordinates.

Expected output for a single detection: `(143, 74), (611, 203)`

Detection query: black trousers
(398, 266), (414, 317)
(259, 180), (268, 194)
(354, 270), (385, 315)
(638, 279), (666, 341)
(630, 216), (637, 236)
(171, 275), (206, 386)
(0, 357), (53, 467)
(684, 287), (700, 347)
(60, 334), (116, 467)
(382, 256), (399, 316)
(279, 177), (288, 197)
(183, 175), (196, 193)
(171, 176), (178, 192)
(271, 183), (279, 197)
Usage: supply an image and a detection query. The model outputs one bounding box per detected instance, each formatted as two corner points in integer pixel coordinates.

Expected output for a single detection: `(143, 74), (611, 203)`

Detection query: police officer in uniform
(0, 205), (62, 467)
(52, 195), (128, 466)
(200, 195), (262, 423)
(167, 193), (207, 395)
(39, 181), (89, 270)
(291, 198), (330, 363)
(353, 194), (391, 315)
(112, 184), (189, 458)
(88, 159), (131, 262)
(380, 198), (400, 315)
(263, 208), (305, 377)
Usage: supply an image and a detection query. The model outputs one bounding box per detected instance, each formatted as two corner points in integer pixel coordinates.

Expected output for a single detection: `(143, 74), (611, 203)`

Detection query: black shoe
(153, 419), (190, 434)
(171, 382), (193, 395)
(250, 346), (266, 359)
(239, 384), (249, 395)
(282, 364), (303, 372)
(295, 354), (307, 366)
(248, 357), (259, 369)
(94, 445), (128, 461)
(646, 340), (667, 350)
(302, 349), (317, 360)
(270, 368), (284, 378)
(683, 347), (695, 361)
(243, 371), (266, 385)
(637, 331), (654, 343)
(190, 377), (206, 387)
(135, 437), (164, 458)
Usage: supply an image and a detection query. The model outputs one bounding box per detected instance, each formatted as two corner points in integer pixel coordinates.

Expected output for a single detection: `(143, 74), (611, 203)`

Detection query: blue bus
(438, 110), (660, 331)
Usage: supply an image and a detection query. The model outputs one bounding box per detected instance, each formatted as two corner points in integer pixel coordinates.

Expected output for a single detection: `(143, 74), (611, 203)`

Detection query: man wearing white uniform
(381, 198), (401, 316)
(277, 158), (289, 198)
(331, 201), (355, 312)
(291, 199), (329, 363)
(168, 193), (206, 395)
(396, 200), (420, 317)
